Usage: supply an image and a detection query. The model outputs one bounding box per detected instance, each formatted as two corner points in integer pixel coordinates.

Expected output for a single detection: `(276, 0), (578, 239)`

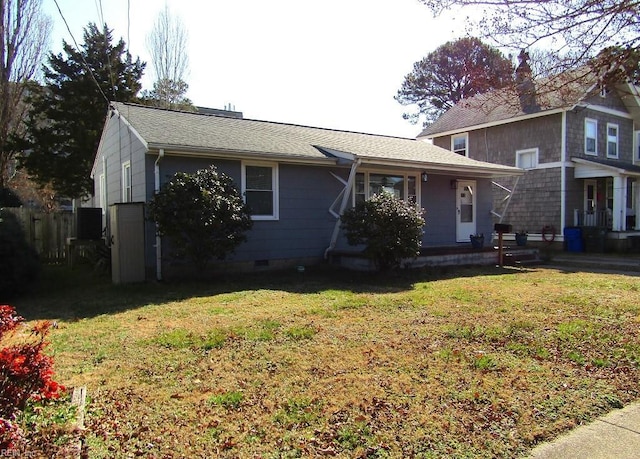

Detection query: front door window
(456, 180), (476, 242)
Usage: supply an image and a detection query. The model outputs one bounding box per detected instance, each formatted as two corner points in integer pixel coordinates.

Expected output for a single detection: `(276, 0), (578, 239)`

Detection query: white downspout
(154, 149), (165, 280)
(324, 159), (361, 259)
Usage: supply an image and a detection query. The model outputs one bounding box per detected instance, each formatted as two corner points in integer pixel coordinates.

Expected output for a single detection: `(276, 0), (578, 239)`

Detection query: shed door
(456, 180), (477, 242)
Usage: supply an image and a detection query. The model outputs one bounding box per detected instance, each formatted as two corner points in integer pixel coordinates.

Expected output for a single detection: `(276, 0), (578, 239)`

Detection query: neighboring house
(91, 102), (521, 278)
(419, 53), (640, 250)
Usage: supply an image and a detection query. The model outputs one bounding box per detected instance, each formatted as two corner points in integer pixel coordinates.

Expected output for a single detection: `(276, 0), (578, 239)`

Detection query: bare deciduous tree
(144, 3), (192, 110)
(0, 0), (51, 190)
(419, 0), (639, 81)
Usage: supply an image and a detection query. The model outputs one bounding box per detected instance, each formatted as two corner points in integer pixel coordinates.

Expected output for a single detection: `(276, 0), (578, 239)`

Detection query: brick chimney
(515, 50), (540, 113)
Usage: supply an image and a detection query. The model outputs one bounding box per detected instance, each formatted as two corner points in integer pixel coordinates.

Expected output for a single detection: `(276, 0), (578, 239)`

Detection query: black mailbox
(494, 223), (512, 233)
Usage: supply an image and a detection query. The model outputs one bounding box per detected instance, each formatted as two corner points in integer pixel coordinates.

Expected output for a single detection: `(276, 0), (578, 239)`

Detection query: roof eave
(356, 156), (524, 177)
(146, 143), (339, 166)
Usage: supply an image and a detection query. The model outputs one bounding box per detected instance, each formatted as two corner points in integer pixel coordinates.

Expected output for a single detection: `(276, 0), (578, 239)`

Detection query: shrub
(0, 305), (65, 449)
(0, 210), (40, 300)
(147, 165), (253, 271)
(340, 192), (425, 270)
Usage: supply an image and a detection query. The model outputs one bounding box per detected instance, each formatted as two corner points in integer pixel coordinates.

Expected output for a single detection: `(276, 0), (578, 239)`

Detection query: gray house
(419, 59), (640, 251)
(91, 102), (521, 278)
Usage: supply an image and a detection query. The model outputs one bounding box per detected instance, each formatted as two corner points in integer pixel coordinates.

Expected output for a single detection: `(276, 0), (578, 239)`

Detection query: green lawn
(12, 264), (640, 458)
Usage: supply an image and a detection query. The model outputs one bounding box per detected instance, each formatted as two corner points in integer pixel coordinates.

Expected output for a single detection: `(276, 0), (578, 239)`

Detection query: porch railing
(573, 209), (612, 229)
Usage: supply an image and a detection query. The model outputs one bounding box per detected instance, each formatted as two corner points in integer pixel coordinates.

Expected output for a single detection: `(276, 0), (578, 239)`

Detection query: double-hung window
(516, 148), (538, 170)
(99, 173), (106, 214)
(122, 161), (132, 202)
(242, 162), (279, 220)
(451, 133), (468, 156)
(585, 119), (597, 155)
(607, 123), (618, 158)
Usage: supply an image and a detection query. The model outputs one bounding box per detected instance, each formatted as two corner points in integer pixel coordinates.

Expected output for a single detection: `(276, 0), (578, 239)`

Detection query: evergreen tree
(22, 23), (144, 198)
(396, 37), (513, 125)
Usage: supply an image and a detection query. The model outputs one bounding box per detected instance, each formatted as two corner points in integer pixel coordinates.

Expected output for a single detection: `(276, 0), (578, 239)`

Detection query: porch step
(499, 248), (541, 267)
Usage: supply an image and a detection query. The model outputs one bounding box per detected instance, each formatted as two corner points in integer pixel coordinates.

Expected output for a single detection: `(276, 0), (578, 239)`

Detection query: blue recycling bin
(563, 227), (583, 252)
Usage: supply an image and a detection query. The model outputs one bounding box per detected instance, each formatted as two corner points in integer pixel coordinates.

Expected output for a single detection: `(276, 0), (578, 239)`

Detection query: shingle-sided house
(418, 57), (640, 251)
(91, 102), (522, 278)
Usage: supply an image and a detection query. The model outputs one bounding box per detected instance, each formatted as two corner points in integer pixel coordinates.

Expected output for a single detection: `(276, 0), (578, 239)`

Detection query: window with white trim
(242, 162), (279, 220)
(606, 123), (618, 158)
(585, 119), (597, 155)
(451, 133), (468, 156)
(516, 148), (538, 170)
(354, 172), (419, 205)
(122, 161), (132, 202)
(99, 173), (106, 214)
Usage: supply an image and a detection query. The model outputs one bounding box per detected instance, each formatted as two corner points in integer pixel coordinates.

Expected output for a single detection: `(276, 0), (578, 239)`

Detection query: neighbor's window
(99, 173), (106, 214)
(451, 133), (468, 156)
(242, 162), (279, 220)
(585, 119), (597, 155)
(516, 148), (538, 170)
(607, 123), (619, 158)
(122, 161), (132, 202)
(354, 172), (418, 205)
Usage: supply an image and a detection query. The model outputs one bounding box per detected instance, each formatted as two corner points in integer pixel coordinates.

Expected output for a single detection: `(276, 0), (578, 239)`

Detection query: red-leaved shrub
(0, 305), (65, 449)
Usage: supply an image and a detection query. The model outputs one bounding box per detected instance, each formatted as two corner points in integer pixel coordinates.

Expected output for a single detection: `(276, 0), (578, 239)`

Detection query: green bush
(340, 192), (425, 271)
(147, 166), (253, 271)
(0, 210), (40, 299)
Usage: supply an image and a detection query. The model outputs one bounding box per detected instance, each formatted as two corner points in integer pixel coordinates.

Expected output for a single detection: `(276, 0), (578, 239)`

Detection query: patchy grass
(13, 264), (640, 457)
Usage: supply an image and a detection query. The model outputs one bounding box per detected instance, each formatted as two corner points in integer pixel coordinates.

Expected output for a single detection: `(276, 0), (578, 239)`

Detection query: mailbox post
(494, 223), (512, 267)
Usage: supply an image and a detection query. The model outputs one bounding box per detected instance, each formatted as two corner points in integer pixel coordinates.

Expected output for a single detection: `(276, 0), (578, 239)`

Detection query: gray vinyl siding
(145, 153), (487, 269)
(93, 115), (147, 223)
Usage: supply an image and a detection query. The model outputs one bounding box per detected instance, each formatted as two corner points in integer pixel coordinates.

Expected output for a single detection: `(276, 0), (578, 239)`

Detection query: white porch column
(612, 175), (626, 231)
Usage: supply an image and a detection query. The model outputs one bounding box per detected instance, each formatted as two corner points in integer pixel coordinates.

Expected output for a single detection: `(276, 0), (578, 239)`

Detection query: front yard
(13, 264), (640, 457)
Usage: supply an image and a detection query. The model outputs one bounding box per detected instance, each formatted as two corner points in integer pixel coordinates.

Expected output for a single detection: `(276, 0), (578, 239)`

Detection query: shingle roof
(419, 68), (598, 137)
(111, 102), (522, 177)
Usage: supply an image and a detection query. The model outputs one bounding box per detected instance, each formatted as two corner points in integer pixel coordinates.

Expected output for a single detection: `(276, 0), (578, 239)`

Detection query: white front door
(456, 180), (477, 242)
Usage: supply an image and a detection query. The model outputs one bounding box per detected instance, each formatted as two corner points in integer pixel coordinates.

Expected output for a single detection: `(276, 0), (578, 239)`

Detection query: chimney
(515, 50), (539, 113)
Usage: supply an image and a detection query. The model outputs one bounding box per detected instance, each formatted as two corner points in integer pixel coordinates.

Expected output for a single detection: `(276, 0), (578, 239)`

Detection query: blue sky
(44, 0), (467, 138)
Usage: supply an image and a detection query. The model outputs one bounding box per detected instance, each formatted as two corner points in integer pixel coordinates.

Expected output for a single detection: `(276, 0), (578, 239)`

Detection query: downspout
(154, 149), (165, 280)
(324, 158), (362, 259)
(560, 111), (567, 234)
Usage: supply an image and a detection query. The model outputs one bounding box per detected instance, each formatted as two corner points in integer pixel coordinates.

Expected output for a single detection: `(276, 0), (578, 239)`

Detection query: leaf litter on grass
(14, 265), (640, 457)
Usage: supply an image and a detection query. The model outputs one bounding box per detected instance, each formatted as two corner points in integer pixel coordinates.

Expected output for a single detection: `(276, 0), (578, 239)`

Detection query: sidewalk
(528, 402), (640, 458)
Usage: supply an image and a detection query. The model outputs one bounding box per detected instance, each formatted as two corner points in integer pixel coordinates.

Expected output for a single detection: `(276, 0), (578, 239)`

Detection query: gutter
(324, 158), (361, 259)
(154, 149), (164, 281)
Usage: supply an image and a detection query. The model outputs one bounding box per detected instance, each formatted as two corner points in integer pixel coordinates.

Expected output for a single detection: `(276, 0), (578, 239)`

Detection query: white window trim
(241, 161), (279, 221)
(451, 133), (469, 157)
(606, 122), (619, 159)
(516, 148), (539, 170)
(122, 161), (132, 202)
(353, 170), (421, 206)
(585, 118), (598, 156)
(99, 173), (106, 215)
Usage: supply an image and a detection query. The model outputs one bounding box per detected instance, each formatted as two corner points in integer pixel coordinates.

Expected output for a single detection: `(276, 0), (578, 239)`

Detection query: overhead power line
(52, 0), (110, 104)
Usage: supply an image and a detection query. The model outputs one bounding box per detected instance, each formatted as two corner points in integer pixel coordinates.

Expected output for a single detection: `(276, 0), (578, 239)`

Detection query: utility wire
(52, 0), (110, 105)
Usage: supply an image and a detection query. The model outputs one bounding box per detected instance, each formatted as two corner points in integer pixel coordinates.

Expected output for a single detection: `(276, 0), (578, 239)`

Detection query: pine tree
(22, 23), (145, 198)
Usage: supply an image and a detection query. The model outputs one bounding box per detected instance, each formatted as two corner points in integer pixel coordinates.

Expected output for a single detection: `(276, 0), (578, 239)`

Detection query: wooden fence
(4, 208), (74, 262)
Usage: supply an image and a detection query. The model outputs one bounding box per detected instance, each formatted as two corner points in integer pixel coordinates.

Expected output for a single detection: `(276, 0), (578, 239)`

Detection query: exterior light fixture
(421, 171), (428, 182)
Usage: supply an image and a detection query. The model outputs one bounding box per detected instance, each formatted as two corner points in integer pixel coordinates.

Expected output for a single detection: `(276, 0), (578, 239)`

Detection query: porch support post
(324, 159), (361, 259)
(612, 175), (626, 231)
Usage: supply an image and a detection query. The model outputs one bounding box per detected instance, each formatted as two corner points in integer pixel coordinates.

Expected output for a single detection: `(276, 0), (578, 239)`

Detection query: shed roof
(109, 102), (522, 177)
